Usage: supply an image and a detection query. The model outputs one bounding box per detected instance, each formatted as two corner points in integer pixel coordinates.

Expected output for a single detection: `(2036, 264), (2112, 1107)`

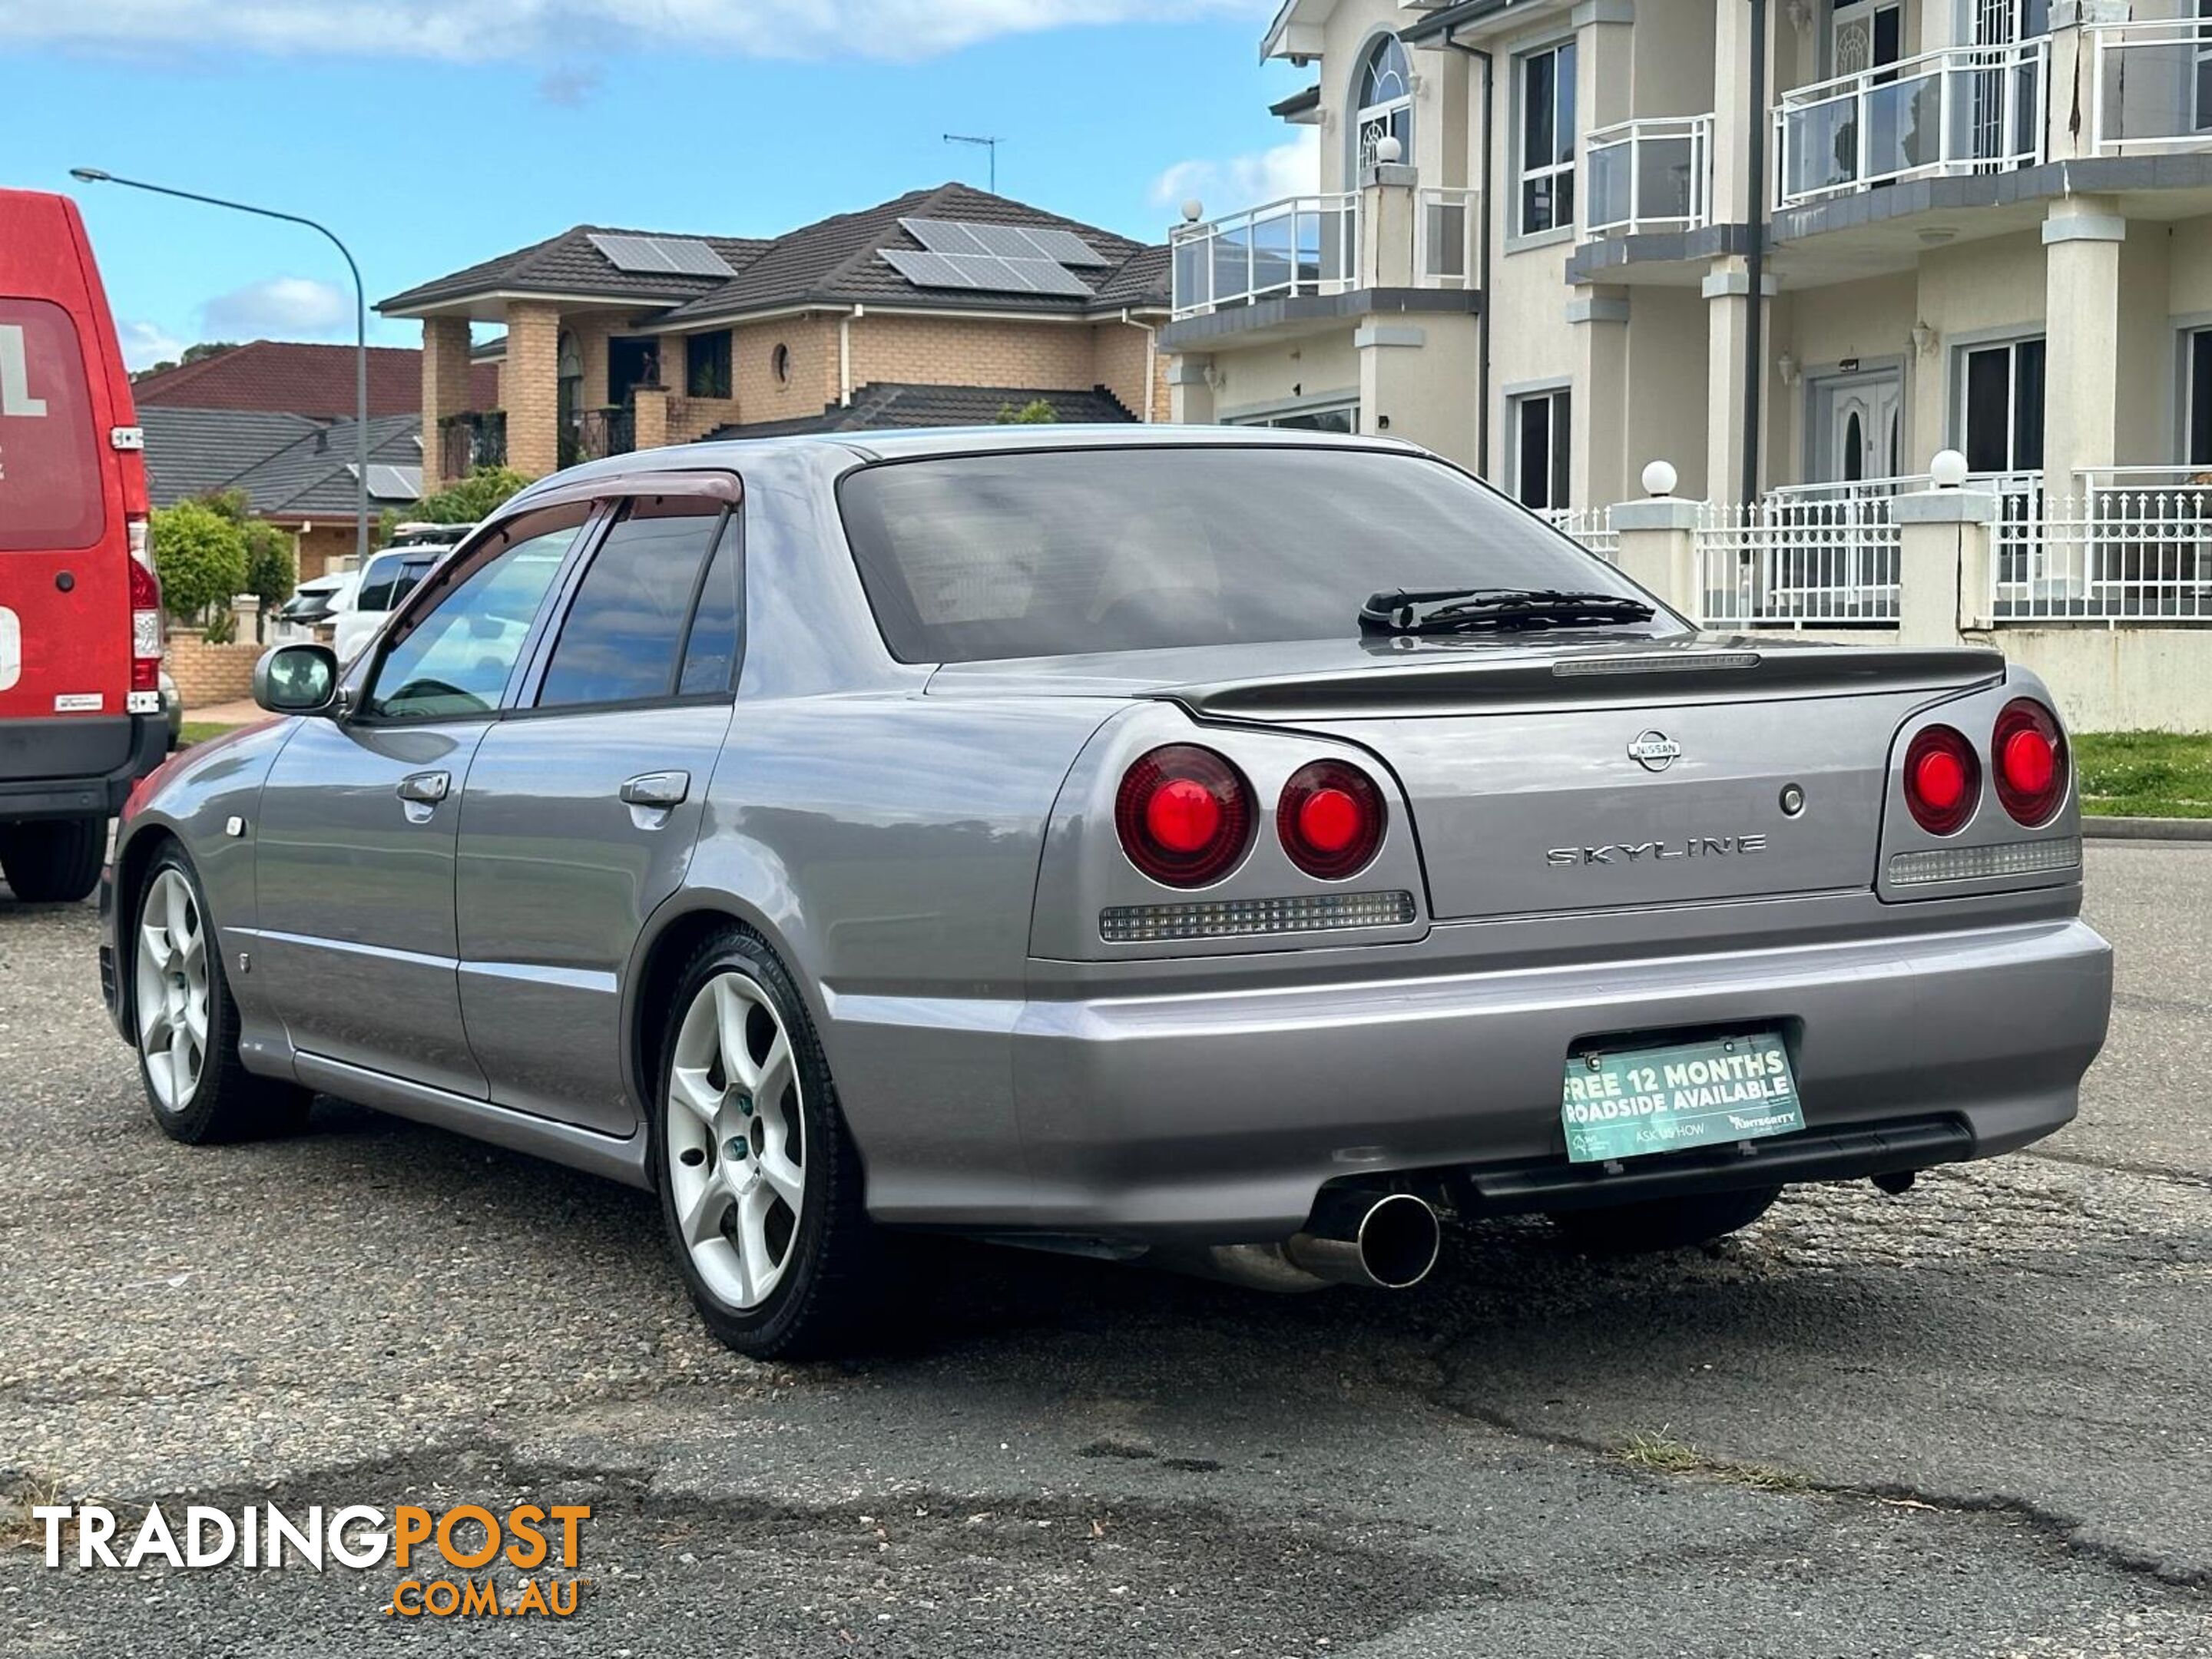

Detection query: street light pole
(70, 167), (371, 568)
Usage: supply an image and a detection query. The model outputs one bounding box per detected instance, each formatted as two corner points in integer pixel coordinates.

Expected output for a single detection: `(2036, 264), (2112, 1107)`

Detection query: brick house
(376, 183), (1172, 489)
(133, 339), (496, 419)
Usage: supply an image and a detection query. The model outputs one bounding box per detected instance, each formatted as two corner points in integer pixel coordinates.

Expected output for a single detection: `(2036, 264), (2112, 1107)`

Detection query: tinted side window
(537, 505), (725, 709)
(355, 554), (406, 612)
(677, 522), (742, 696)
(366, 525), (575, 721)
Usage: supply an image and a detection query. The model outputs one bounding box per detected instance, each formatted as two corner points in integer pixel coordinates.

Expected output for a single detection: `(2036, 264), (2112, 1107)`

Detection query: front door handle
(619, 770), (690, 810)
(396, 770), (451, 805)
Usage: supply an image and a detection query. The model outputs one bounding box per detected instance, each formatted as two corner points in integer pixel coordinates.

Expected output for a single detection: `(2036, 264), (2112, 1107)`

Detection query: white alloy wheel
(135, 866), (209, 1113)
(665, 971), (806, 1310)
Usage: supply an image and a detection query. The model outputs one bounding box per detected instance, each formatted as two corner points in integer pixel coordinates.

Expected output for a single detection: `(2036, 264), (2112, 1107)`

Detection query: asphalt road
(3, 843), (2208, 1655)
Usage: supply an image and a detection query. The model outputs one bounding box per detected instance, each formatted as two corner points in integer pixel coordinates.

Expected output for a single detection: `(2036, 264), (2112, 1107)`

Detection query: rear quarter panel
(654, 692), (1120, 1224)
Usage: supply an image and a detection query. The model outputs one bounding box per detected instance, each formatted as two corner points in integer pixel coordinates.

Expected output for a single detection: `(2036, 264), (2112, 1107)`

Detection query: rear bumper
(0, 714), (166, 823)
(995, 915), (2112, 1243)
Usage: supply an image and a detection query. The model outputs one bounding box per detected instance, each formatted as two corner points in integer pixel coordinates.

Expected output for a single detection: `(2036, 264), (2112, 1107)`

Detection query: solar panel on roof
(882, 246), (1097, 298)
(902, 217), (1110, 268)
(587, 233), (734, 278)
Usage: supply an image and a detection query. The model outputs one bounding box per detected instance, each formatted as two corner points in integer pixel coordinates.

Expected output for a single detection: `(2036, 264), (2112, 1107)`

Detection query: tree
(149, 501), (249, 631)
(407, 465), (531, 527)
(134, 341), (239, 379)
(995, 398), (1058, 424)
(240, 522), (297, 642)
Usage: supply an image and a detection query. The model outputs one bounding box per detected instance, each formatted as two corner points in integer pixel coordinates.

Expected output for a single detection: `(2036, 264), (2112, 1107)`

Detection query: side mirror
(253, 643), (340, 716)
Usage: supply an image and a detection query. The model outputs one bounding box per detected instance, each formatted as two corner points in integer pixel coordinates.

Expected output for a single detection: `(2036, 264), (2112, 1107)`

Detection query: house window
(685, 331), (732, 400)
(1959, 337), (2045, 475)
(2186, 329), (2212, 466)
(1518, 41), (1578, 236)
(1512, 389), (1572, 510)
(1355, 35), (1414, 169)
(770, 343), (791, 385)
(1226, 401), (1358, 434)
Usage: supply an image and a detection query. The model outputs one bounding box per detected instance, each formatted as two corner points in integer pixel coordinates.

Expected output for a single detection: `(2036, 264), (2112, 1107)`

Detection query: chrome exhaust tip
(1285, 1191), (1442, 1290)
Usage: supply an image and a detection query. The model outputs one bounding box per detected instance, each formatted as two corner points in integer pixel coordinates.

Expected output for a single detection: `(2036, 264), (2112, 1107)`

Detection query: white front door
(1816, 372), (1904, 484)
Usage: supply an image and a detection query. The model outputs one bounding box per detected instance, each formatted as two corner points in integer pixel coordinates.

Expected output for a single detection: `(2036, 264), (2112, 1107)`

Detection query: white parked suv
(331, 524), (472, 664)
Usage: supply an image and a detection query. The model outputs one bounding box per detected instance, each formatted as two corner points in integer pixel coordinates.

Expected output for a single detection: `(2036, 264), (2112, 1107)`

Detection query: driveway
(3, 843), (2207, 1655)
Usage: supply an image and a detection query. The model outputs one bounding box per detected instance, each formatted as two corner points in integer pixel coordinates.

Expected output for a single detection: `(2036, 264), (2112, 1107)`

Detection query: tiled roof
(656, 183), (1167, 326)
(131, 340), (495, 419)
(697, 381), (1138, 440)
(377, 226), (773, 314)
(142, 406), (422, 518)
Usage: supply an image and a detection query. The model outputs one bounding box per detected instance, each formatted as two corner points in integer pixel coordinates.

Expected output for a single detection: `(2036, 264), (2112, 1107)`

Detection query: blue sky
(0, 2), (1317, 368)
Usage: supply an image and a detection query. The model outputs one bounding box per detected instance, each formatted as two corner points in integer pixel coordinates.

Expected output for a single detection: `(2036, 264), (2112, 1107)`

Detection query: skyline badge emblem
(1628, 729), (1681, 773)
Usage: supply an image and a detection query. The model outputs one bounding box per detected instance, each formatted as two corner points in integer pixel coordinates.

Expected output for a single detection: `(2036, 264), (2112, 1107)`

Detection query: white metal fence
(1693, 497), (1901, 625)
(1545, 505), (1618, 562)
(1995, 472), (2212, 622)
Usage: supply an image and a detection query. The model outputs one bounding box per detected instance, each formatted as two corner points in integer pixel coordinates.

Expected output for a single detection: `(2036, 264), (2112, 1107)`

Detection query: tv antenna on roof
(943, 134), (1000, 194)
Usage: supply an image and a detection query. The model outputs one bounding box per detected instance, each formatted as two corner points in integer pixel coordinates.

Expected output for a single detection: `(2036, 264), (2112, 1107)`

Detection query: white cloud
(1150, 125), (1318, 217)
(117, 320), (186, 373)
(0, 0), (1267, 61)
(537, 64), (602, 105)
(200, 276), (351, 339)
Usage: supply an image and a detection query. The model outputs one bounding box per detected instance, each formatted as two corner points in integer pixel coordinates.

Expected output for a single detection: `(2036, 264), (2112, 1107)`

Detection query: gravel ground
(2, 843), (2207, 1655)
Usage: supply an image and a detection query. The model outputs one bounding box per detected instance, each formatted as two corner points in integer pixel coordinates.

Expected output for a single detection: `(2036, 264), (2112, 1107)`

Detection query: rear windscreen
(0, 297), (104, 552)
(837, 445), (1664, 664)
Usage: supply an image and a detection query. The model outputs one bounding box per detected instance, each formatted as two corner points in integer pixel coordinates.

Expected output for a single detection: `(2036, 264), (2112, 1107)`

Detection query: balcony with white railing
(1774, 38), (2048, 211)
(1169, 194), (1356, 320)
(2089, 18), (2212, 156)
(1584, 115), (1714, 239)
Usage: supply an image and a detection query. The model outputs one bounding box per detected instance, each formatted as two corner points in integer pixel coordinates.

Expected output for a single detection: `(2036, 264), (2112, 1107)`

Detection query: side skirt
(291, 1051), (653, 1191)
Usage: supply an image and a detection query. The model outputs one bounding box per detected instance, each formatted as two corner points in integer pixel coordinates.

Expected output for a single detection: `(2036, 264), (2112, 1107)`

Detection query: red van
(0, 188), (164, 902)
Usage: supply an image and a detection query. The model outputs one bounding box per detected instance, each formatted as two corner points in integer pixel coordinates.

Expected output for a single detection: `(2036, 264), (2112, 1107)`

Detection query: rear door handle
(619, 770), (690, 809)
(396, 770), (451, 805)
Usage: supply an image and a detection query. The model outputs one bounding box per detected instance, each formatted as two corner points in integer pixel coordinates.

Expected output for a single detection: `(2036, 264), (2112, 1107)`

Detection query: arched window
(1354, 35), (1414, 170)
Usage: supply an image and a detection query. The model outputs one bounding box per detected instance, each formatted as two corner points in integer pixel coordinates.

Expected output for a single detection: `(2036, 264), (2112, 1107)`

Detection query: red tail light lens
(1902, 724), (1979, 836)
(1993, 698), (2067, 826)
(1115, 745), (1253, 887)
(127, 527), (164, 696)
(1278, 760), (1386, 879)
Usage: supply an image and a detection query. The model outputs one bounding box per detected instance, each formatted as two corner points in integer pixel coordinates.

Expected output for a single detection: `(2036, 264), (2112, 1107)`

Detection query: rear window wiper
(1359, 587), (1657, 635)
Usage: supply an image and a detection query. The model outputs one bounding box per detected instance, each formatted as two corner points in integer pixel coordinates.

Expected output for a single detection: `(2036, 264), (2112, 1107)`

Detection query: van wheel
(132, 847), (311, 1143)
(654, 928), (884, 1359)
(1551, 1186), (1781, 1255)
(0, 816), (105, 903)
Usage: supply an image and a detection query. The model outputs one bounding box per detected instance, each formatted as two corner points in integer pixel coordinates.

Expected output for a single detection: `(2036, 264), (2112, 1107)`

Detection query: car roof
(508, 422), (1425, 505)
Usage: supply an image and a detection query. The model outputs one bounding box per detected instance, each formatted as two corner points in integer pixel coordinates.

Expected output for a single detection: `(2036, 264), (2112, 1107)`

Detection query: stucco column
(1358, 316), (1479, 466)
(1569, 290), (1630, 510)
(505, 300), (562, 478)
(1358, 163), (1419, 290)
(2041, 197), (2125, 498)
(1704, 261), (1774, 502)
(1612, 484), (1703, 621)
(419, 316), (472, 492)
(1167, 356), (1216, 425)
(1895, 480), (1997, 644)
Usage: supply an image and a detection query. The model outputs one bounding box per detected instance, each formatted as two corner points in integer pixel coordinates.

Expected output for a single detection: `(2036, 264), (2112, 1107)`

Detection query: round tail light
(1278, 760), (1386, 879)
(1993, 697), (2067, 826)
(1115, 745), (1253, 887)
(1902, 724), (1979, 836)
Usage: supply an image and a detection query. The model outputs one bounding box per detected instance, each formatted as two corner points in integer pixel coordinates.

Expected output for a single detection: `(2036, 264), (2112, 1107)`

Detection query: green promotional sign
(1561, 1031), (1802, 1165)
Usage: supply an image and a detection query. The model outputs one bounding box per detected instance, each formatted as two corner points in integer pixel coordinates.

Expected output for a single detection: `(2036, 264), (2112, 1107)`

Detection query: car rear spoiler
(1157, 642), (2009, 721)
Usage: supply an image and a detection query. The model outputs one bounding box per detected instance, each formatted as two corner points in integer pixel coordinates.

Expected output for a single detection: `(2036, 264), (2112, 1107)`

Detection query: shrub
(240, 522), (296, 641)
(149, 500), (248, 626)
(995, 398), (1057, 425)
(408, 465), (531, 527)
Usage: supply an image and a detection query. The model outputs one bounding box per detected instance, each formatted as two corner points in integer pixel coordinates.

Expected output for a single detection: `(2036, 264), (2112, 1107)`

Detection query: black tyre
(0, 816), (104, 903)
(131, 846), (312, 1144)
(1551, 1185), (1781, 1255)
(654, 926), (883, 1359)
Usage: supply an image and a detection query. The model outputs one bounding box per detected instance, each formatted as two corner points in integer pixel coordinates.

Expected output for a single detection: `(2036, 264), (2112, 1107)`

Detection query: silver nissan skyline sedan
(100, 427), (2114, 1356)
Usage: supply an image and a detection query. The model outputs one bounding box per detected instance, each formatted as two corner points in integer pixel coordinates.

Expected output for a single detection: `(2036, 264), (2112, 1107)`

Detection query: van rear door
(0, 189), (147, 737)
